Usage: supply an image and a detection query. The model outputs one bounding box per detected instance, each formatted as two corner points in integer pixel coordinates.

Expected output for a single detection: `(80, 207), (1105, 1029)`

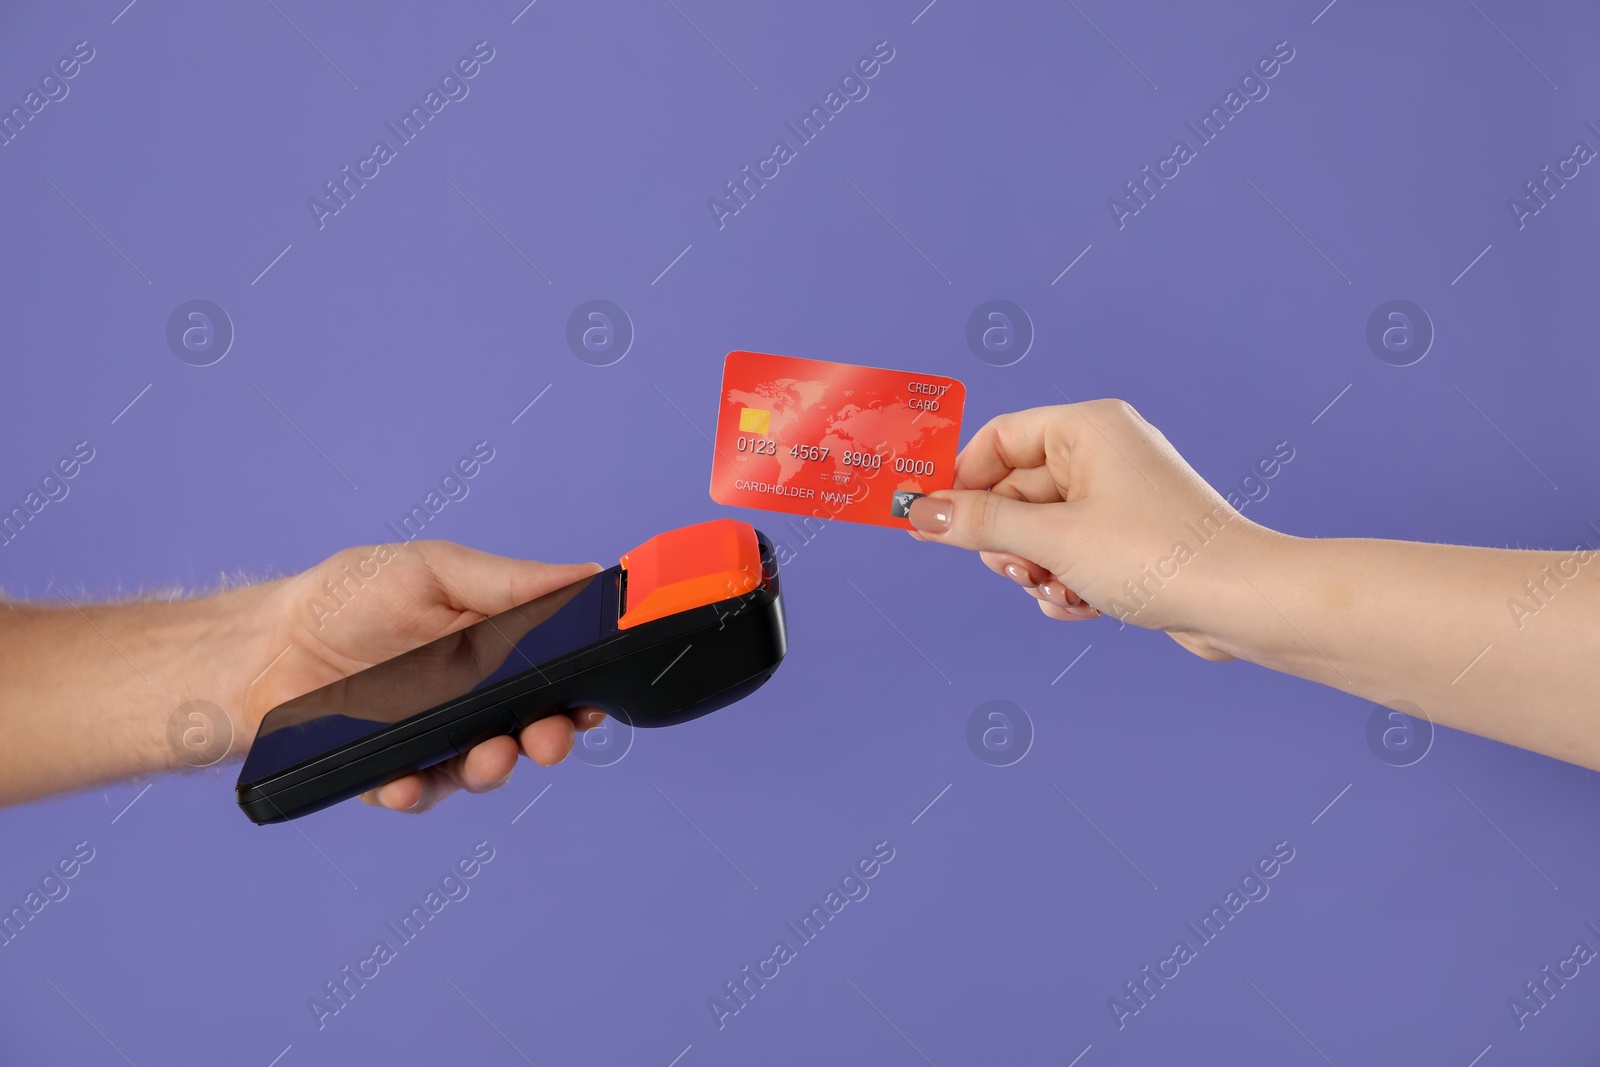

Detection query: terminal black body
(236, 531), (785, 824)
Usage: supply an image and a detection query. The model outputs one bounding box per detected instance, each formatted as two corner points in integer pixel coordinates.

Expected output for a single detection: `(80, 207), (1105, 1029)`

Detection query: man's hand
(250, 540), (608, 814)
(0, 539), (610, 811)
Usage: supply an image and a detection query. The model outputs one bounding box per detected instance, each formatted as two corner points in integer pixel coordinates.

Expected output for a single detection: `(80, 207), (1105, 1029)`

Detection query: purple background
(4, 0), (1600, 1063)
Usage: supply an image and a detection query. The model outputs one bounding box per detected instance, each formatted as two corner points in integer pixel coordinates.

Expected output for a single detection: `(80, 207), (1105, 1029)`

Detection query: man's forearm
(0, 583), (287, 806)
(1206, 533), (1600, 768)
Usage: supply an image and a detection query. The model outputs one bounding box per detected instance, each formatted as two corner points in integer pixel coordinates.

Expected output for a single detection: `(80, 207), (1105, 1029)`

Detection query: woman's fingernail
(906, 496), (951, 534)
(1064, 604), (1100, 619)
(1003, 564), (1031, 586)
(1037, 581), (1069, 605)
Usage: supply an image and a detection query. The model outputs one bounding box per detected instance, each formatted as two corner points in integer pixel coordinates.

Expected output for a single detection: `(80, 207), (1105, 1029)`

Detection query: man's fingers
(368, 740), (502, 812)
(361, 781), (403, 808)
(366, 742), (510, 814)
(359, 710), (598, 815)
(459, 735), (519, 792)
(572, 708), (608, 731)
(365, 772), (432, 812)
(520, 715), (576, 766)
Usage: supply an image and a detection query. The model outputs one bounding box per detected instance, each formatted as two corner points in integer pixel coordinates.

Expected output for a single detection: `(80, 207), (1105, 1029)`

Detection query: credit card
(709, 350), (966, 529)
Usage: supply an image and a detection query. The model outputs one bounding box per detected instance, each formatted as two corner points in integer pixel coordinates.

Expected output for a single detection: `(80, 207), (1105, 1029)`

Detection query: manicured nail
(1064, 604), (1100, 619)
(1037, 581), (1070, 606)
(907, 496), (951, 534)
(1003, 564), (1031, 586)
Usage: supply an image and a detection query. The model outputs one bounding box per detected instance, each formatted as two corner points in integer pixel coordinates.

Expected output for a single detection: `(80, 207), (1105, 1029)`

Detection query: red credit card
(709, 351), (966, 529)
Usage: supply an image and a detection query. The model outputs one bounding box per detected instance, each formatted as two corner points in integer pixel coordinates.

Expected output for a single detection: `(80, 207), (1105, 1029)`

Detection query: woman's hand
(906, 401), (1277, 661)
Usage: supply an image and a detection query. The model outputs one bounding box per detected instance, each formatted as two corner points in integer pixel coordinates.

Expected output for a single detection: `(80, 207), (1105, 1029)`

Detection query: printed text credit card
(709, 351), (966, 529)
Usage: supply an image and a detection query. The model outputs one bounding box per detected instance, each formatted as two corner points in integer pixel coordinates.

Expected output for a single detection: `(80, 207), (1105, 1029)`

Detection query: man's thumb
(906, 490), (1057, 559)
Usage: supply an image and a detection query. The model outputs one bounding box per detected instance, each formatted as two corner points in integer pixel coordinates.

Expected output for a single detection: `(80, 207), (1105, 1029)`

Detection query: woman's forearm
(1207, 533), (1600, 768)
